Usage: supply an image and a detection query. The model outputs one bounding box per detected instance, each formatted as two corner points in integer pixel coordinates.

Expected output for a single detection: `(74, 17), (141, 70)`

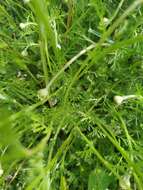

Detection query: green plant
(1, 0), (143, 189)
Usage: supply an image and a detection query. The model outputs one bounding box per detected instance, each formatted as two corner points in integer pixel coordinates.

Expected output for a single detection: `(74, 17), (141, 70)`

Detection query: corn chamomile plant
(1, 0), (143, 189)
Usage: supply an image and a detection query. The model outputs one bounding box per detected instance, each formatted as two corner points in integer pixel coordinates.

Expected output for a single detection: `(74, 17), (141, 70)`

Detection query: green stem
(76, 126), (120, 180)
(40, 39), (49, 87)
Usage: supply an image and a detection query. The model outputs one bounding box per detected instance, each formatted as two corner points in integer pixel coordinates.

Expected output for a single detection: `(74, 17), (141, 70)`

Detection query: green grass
(1, 0), (143, 189)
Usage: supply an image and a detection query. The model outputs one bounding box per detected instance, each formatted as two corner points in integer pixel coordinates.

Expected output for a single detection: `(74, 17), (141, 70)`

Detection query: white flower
(38, 88), (49, 101)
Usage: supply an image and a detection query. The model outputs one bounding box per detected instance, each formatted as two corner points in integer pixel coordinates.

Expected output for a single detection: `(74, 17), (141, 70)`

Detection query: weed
(1, 0), (143, 189)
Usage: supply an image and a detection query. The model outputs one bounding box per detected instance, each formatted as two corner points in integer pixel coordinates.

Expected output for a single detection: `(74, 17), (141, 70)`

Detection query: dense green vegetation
(1, 0), (143, 189)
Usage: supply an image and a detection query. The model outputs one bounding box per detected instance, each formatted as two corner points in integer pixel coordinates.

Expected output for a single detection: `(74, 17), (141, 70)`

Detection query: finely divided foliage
(0, 0), (143, 189)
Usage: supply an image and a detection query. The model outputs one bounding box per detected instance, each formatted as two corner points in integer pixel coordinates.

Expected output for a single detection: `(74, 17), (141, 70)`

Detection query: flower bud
(38, 88), (49, 101)
(114, 96), (124, 105)
(21, 49), (28, 57)
(0, 163), (3, 177)
(19, 23), (28, 29)
(119, 174), (131, 190)
(23, 0), (30, 3)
